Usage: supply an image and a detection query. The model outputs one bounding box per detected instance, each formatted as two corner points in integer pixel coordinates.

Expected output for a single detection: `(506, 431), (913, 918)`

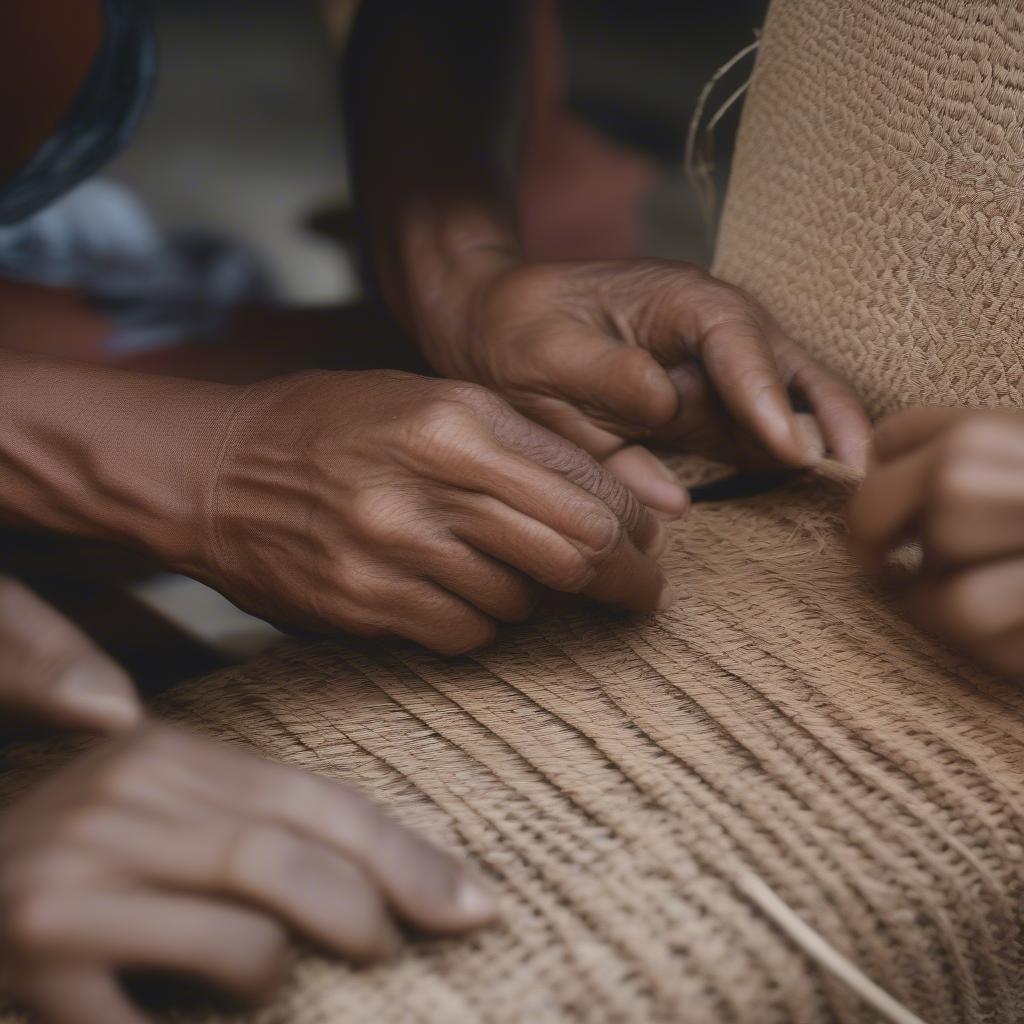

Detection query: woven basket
(4, 1), (1024, 1020)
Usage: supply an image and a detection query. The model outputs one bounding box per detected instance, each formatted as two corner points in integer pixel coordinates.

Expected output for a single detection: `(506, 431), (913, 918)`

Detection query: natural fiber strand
(683, 37), (760, 242)
(737, 872), (928, 1024)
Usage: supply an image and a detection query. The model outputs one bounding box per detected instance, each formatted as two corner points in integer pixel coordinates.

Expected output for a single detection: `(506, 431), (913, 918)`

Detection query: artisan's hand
(422, 259), (871, 511)
(0, 725), (497, 1023)
(848, 407), (1024, 675)
(196, 370), (670, 654)
(0, 576), (140, 733)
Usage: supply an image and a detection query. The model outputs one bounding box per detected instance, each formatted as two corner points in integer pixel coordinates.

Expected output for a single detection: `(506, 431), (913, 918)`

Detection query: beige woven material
(5, 1), (1024, 1021)
(713, 0), (1024, 418)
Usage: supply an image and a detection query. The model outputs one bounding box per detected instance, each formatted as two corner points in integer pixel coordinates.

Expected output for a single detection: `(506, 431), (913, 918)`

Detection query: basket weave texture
(6, 0), (1024, 1020)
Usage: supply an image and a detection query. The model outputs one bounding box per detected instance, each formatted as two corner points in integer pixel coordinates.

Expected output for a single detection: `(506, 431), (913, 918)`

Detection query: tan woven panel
(5, 2), (1024, 1021)
(4, 467), (1024, 1023)
(714, 0), (1024, 417)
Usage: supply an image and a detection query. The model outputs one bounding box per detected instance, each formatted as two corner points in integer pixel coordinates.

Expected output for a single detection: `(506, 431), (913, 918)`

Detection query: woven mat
(714, 0), (1024, 418)
(3, 464), (1024, 1023)
(6, 1), (1024, 1020)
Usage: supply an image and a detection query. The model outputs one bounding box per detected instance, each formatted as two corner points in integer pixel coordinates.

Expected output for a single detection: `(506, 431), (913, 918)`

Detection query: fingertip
(53, 662), (143, 733)
(454, 875), (500, 926)
(603, 446), (690, 519)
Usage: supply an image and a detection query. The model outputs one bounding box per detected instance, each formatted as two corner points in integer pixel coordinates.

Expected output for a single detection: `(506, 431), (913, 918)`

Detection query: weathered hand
(0, 725), (497, 1023)
(0, 576), (139, 733)
(193, 370), (670, 654)
(424, 259), (871, 510)
(849, 407), (1024, 675)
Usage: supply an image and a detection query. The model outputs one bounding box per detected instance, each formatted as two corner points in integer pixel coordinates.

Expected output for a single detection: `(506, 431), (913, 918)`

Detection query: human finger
(447, 489), (668, 613)
(916, 457), (1024, 567)
(371, 576), (499, 655)
(872, 407), (968, 462)
(516, 400), (690, 516)
(600, 447), (690, 523)
(655, 278), (808, 465)
(408, 537), (541, 623)
(485, 413), (667, 560)
(847, 442), (937, 567)
(518, 328), (680, 431)
(130, 730), (499, 937)
(421, 392), (668, 560)
(0, 577), (141, 733)
(779, 336), (873, 471)
(11, 890), (288, 1002)
(22, 966), (147, 1024)
(908, 557), (1024, 674)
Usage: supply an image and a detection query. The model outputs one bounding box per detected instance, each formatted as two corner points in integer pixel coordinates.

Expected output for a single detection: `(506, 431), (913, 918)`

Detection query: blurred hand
(0, 576), (140, 733)
(0, 725), (497, 1023)
(848, 407), (1024, 675)
(423, 259), (871, 510)
(197, 370), (671, 654)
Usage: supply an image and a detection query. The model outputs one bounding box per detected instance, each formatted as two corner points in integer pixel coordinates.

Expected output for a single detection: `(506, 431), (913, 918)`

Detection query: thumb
(0, 577), (142, 733)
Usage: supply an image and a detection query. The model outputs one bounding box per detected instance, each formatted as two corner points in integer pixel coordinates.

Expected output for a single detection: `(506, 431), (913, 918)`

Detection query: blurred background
(109, 0), (769, 303)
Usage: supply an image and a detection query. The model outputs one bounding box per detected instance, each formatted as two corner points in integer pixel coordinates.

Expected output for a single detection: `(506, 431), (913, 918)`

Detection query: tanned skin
(344, 0), (872, 515)
(849, 408), (1024, 676)
(0, 577), (496, 1023)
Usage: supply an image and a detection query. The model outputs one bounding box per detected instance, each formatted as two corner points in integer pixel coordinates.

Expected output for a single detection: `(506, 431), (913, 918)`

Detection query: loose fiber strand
(684, 37), (760, 238)
(737, 872), (929, 1024)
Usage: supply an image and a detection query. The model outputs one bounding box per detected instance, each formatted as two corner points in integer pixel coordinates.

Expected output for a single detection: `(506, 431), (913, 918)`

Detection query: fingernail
(657, 582), (676, 611)
(54, 665), (140, 731)
(456, 876), (498, 921)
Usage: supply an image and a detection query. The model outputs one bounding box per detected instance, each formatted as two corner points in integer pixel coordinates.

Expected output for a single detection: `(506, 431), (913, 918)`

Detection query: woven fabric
(5, 1), (1024, 1021)
(714, 0), (1024, 417)
(4, 463), (1024, 1024)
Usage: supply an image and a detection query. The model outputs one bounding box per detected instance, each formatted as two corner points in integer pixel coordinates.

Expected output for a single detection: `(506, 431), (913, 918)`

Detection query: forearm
(343, 0), (527, 373)
(0, 349), (241, 574)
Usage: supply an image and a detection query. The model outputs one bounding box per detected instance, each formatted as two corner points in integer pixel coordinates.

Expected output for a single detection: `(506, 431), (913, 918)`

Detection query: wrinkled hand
(196, 370), (670, 654)
(848, 407), (1024, 675)
(427, 260), (871, 511)
(0, 576), (140, 733)
(0, 725), (497, 1023)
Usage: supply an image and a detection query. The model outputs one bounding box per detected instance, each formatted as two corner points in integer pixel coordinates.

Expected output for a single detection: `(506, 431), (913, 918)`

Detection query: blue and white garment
(0, 0), (267, 353)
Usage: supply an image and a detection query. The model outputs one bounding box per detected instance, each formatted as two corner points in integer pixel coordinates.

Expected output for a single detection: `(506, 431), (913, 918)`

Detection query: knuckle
(349, 488), (417, 546)
(545, 542), (597, 593)
(575, 505), (624, 563)
(338, 566), (390, 613)
(944, 417), (1000, 462)
(445, 381), (502, 416)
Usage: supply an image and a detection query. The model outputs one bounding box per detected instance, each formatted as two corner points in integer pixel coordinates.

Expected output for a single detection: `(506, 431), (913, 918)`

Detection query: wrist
(373, 197), (522, 379)
(0, 353), (246, 575)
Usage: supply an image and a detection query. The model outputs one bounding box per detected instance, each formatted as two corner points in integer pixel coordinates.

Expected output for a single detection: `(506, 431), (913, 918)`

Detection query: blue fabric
(0, 1), (270, 354)
(0, 0), (157, 226)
